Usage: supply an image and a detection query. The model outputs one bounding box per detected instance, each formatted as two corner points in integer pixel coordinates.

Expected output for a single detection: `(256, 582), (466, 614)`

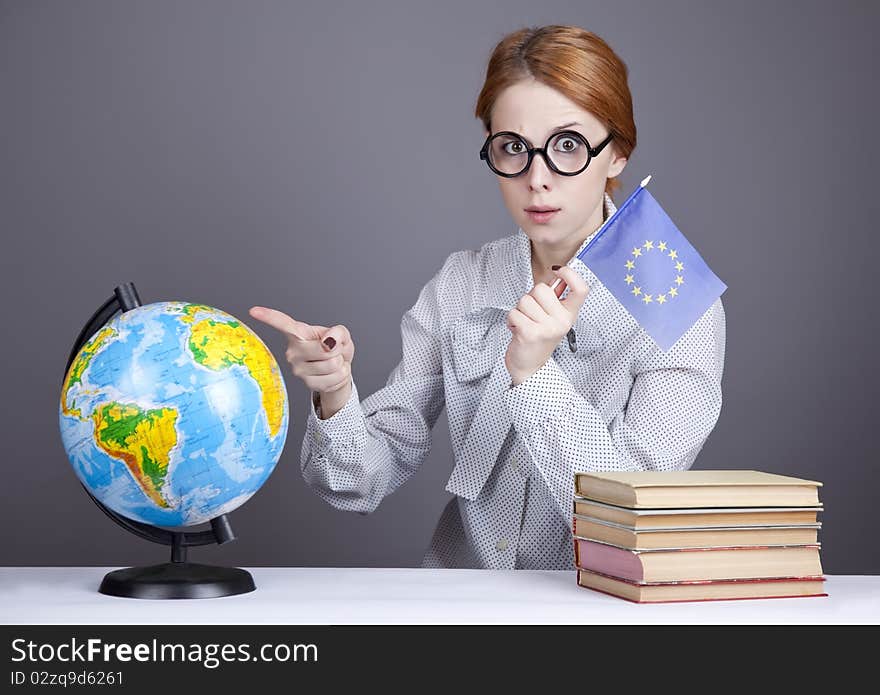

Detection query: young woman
(250, 25), (726, 570)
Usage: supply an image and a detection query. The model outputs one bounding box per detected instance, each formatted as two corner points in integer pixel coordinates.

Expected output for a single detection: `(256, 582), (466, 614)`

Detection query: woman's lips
(525, 208), (560, 223)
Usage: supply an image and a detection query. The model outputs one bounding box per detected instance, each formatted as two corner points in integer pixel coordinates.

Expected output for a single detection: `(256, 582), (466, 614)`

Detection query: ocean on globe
(58, 301), (289, 527)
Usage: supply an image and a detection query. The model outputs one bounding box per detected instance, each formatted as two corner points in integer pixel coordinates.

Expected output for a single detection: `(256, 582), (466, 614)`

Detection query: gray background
(2, 1), (877, 572)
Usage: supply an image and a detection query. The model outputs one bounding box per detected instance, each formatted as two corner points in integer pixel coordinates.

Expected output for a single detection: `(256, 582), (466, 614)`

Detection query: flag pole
(549, 175), (653, 292)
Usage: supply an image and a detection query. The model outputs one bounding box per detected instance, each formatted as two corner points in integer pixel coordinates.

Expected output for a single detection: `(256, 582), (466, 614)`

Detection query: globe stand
(65, 282), (256, 599)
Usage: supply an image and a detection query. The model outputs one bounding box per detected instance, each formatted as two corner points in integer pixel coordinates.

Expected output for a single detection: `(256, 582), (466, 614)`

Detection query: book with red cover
(574, 537), (823, 583)
(576, 569), (828, 603)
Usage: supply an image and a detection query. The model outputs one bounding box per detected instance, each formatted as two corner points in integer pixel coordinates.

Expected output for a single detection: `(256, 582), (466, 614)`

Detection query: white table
(1, 568), (877, 624)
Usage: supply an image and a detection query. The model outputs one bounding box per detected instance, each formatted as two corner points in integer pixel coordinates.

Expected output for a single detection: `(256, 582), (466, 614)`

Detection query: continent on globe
(181, 304), (286, 439)
(92, 401), (178, 509)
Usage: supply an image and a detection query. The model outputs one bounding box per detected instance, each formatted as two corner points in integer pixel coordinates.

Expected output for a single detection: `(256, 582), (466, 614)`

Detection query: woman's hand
(248, 306), (355, 418)
(504, 265), (590, 386)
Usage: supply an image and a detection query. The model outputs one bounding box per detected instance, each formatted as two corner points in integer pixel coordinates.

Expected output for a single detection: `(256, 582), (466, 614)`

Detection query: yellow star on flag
(658, 241), (667, 251)
(631, 285), (641, 296)
(657, 294), (667, 304)
(675, 261), (684, 271)
(675, 275), (684, 285)
(632, 247), (642, 257)
(669, 287), (678, 297)
(642, 294), (653, 304)
(625, 260), (635, 269)
(624, 274), (634, 284)
(668, 249), (678, 260)
(643, 240), (654, 250)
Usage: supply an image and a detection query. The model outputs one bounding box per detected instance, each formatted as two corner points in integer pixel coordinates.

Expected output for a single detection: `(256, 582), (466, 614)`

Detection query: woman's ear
(607, 150), (628, 180)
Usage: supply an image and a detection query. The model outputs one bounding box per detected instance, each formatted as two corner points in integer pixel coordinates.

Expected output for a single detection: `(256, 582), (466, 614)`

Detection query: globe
(58, 301), (289, 528)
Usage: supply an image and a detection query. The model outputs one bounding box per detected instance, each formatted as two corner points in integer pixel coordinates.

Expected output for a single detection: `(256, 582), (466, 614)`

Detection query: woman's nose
(527, 153), (553, 191)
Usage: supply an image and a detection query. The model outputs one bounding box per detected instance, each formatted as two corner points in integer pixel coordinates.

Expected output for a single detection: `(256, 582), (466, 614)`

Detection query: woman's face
(487, 79), (627, 250)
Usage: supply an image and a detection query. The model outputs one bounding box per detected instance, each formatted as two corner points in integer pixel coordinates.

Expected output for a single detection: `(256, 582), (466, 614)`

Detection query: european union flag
(577, 176), (727, 351)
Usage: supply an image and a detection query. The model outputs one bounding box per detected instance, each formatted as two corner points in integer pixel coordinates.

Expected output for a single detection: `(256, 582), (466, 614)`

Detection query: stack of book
(572, 470), (827, 603)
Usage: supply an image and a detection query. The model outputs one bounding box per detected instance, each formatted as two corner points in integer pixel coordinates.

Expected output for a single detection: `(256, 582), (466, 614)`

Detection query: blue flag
(577, 177), (726, 351)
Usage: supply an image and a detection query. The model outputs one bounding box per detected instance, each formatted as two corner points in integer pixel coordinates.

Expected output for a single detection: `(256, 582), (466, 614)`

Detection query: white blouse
(301, 193), (726, 569)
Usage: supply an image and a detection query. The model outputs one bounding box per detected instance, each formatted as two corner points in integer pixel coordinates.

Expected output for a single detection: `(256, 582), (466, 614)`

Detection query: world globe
(58, 301), (289, 529)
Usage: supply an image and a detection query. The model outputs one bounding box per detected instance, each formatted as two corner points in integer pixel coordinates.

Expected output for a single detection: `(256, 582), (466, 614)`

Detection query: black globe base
(99, 562), (256, 599)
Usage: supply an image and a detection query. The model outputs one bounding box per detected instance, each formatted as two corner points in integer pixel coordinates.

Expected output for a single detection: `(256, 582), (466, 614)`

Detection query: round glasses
(479, 129), (614, 177)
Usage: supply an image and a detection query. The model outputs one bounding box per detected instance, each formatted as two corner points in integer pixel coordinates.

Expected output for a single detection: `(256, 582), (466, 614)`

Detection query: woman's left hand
(505, 265), (590, 386)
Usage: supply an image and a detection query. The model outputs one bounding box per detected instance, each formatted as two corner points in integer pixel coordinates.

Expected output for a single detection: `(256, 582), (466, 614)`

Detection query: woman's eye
(555, 137), (580, 153)
(503, 141), (525, 155)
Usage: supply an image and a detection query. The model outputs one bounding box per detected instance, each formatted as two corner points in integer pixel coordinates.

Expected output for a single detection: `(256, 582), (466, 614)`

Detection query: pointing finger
(249, 306), (314, 340)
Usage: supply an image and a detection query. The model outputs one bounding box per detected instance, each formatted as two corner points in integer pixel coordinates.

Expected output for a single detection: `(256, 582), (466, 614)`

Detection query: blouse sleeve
(502, 297), (726, 523)
(299, 266), (447, 514)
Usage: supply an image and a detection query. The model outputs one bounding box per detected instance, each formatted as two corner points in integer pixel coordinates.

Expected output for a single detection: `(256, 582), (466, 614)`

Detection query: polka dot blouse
(301, 193), (726, 570)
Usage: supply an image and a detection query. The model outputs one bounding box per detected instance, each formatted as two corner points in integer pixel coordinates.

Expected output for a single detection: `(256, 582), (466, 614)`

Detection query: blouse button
(496, 538), (509, 551)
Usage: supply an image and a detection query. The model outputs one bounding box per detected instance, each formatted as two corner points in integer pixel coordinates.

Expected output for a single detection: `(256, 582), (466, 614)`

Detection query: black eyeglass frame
(479, 129), (614, 178)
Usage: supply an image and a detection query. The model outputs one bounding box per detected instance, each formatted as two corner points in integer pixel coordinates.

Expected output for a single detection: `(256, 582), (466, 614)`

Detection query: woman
(250, 25), (726, 570)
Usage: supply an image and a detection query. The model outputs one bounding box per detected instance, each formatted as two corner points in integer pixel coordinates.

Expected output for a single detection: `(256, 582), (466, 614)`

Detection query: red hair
(474, 25), (636, 198)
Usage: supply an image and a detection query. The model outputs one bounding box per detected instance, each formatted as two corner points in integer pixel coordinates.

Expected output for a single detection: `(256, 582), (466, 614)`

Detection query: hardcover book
(574, 470), (822, 509)
(576, 570), (828, 603)
(572, 514), (821, 550)
(572, 498), (822, 528)
(573, 537), (823, 583)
